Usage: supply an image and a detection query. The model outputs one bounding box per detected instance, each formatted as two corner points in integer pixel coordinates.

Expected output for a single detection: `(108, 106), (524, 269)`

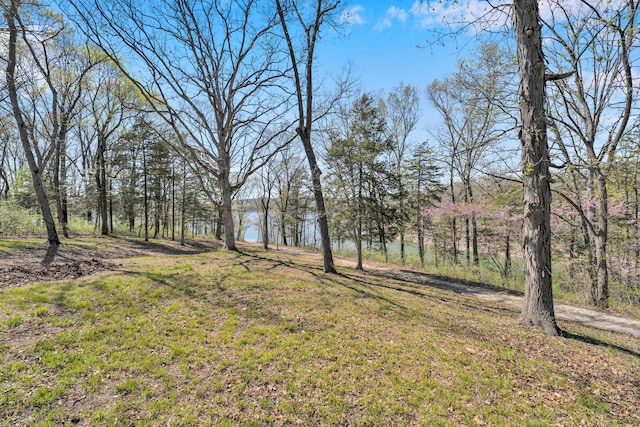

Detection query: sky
(314, 1), (487, 138)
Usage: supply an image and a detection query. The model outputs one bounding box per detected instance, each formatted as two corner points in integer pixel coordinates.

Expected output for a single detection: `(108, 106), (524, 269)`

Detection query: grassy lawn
(1, 239), (639, 426)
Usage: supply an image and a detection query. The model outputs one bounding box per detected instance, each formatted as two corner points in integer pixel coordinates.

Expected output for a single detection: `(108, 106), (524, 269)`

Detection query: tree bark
(180, 162), (186, 246)
(262, 199), (270, 251)
(469, 184), (479, 266)
(171, 166), (175, 241)
(97, 134), (109, 236)
(276, 0), (337, 274)
(5, 1), (60, 246)
(54, 132), (69, 238)
(514, 0), (559, 336)
(504, 231), (512, 278)
(143, 144), (149, 242)
(449, 163), (458, 265)
(594, 172), (609, 308)
(220, 174), (237, 251)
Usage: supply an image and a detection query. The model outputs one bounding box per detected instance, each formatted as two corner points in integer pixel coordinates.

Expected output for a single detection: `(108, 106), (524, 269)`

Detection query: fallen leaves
(0, 259), (111, 288)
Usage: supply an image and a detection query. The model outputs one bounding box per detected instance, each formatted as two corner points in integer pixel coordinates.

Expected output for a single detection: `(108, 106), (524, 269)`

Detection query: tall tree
(7, 13), (100, 239)
(0, 115), (16, 201)
(427, 42), (514, 267)
(386, 83), (421, 265)
(258, 165), (275, 250)
(513, 0), (559, 335)
(271, 151), (310, 247)
(545, 0), (639, 308)
(70, 0), (292, 251)
(327, 93), (391, 270)
(275, 0), (341, 273)
(85, 59), (135, 235)
(406, 143), (443, 268)
(3, 0), (60, 245)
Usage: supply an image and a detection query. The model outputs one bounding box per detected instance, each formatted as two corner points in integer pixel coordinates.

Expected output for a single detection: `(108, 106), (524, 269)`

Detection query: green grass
(0, 241), (639, 425)
(0, 238), (44, 252)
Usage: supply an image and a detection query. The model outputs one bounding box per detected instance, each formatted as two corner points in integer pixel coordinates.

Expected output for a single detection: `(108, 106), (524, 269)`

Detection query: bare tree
(81, 59), (136, 235)
(514, 0), (559, 336)
(0, 116), (12, 201)
(6, 14), (99, 239)
(275, 0), (342, 273)
(69, 0), (292, 251)
(426, 42), (514, 267)
(271, 150), (310, 248)
(258, 165), (275, 251)
(3, 0), (60, 246)
(385, 83), (421, 265)
(544, 0), (639, 308)
(419, 0), (559, 334)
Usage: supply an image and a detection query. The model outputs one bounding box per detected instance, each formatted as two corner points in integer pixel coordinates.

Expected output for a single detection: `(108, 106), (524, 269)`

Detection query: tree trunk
(5, 1), (60, 246)
(220, 178), (237, 251)
(417, 210), (425, 268)
(262, 199), (270, 251)
(471, 213), (479, 266)
(356, 226), (363, 271)
(180, 162), (186, 246)
(635, 179), (639, 270)
(236, 208), (243, 241)
(465, 216), (471, 266)
(171, 167), (176, 241)
(450, 165), (458, 265)
(514, 0), (559, 336)
(54, 133), (70, 238)
(451, 217), (458, 265)
(504, 231), (512, 278)
(109, 181), (114, 234)
(280, 212), (288, 246)
(594, 172), (609, 308)
(215, 207), (222, 240)
(469, 184), (479, 266)
(143, 145), (149, 242)
(302, 132), (336, 273)
(584, 170), (598, 304)
(97, 135), (109, 236)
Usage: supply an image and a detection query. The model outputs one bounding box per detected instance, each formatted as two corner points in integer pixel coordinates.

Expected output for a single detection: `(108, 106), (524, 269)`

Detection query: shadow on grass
(371, 269), (524, 297)
(112, 235), (221, 256)
(561, 330), (640, 359)
(236, 249), (415, 316)
(59, 243), (640, 360)
(245, 248), (640, 357)
(43, 244), (60, 265)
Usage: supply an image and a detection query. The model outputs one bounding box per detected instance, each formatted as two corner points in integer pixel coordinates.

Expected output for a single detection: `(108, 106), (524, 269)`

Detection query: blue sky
(313, 1), (483, 141)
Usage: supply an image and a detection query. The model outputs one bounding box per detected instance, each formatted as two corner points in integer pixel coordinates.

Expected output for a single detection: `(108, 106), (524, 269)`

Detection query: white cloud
(409, 0), (509, 32)
(410, 0), (628, 32)
(341, 5), (365, 25)
(388, 6), (408, 23)
(374, 17), (393, 32)
(374, 5), (409, 32)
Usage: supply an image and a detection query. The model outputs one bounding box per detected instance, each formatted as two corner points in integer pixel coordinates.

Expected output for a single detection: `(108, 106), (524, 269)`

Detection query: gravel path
(280, 247), (640, 338)
(420, 274), (640, 337)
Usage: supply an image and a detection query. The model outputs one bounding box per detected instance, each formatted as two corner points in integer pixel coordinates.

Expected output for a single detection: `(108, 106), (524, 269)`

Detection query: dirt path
(278, 247), (640, 338)
(415, 274), (640, 338)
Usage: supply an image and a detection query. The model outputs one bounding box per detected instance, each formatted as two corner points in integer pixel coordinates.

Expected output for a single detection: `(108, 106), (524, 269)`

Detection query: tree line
(1, 0), (638, 335)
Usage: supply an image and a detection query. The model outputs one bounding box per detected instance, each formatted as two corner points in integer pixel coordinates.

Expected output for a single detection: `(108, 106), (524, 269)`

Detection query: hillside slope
(1, 238), (639, 425)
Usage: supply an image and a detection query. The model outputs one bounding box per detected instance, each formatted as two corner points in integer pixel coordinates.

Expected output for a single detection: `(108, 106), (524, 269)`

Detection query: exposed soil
(0, 236), (220, 289)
